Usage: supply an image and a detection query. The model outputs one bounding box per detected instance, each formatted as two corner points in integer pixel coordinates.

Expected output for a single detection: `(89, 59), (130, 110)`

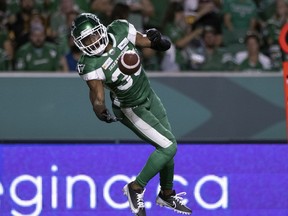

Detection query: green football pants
(112, 90), (177, 190)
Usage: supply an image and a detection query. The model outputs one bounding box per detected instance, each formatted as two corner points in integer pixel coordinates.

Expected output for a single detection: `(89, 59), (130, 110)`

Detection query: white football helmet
(71, 13), (109, 56)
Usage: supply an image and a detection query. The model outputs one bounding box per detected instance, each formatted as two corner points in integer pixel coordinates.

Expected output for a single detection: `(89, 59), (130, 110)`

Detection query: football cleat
(156, 190), (192, 215)
(123, 182), (146, 216)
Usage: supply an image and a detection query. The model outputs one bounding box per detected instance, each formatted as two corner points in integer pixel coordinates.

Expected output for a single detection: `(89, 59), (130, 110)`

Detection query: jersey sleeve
(77, 56), (106, 81)
(108, 19), (137, 45)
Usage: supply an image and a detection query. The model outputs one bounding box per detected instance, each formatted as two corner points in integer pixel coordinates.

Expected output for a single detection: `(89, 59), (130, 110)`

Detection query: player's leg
(113, 103), (176, 215)
(113, 92), (191, 214)
(148, 91), (175, 191)
(113, 90), (179, 187)
(114, 103), (178, 187)
(148, 93), (192, 214)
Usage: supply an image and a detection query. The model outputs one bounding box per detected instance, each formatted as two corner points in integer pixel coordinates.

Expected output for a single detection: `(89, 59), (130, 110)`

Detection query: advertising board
(0, 143), (287, 216)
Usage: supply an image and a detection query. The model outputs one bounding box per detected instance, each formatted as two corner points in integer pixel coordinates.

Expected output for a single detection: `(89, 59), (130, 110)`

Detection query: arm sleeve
(108, 19), (137, 45)
(77, 58), (106, 81)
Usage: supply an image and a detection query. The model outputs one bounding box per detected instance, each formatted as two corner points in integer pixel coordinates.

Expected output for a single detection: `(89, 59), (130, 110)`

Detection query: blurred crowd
(0, 0), (286, 73)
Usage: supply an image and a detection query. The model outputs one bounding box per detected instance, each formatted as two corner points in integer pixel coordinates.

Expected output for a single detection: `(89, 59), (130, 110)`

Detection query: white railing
(0, 71), (283, 78)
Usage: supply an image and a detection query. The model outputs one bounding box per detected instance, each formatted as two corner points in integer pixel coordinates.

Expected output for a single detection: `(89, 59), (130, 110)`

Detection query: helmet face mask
(71, 13), (108, 56)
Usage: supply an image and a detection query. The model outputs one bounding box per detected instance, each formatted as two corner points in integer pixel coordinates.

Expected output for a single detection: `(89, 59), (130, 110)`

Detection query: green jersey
(77, 20), (150, 108)
(199, 48), (235, 72)
(15, 42), (60, 71)
(235, 51), (272, 72)
(222, 0), (257, 46)
(222, 0), (257, 29)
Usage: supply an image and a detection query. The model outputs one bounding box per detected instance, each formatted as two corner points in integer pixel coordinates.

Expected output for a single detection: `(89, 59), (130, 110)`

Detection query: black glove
(146, 28), (171, 51)
(98, 109), (121, 123)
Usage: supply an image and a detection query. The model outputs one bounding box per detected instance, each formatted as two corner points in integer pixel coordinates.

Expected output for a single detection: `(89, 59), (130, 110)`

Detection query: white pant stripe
(121, 108), (173, 148)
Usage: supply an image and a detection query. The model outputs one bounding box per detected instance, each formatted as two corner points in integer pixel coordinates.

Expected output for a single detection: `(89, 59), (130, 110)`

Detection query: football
(118, 50), (141, 75)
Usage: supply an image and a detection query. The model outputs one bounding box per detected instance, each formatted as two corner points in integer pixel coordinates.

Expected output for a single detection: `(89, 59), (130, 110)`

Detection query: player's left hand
(146, 28), (171, 51)
(102, 109), (122, 123)
(146, 28), (161, 43)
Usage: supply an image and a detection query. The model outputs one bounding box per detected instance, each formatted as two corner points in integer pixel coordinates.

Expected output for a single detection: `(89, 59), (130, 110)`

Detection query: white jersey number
(112, 68), (141, 90)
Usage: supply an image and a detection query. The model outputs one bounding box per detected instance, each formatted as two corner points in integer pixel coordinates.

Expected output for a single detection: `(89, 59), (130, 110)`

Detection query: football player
(71, 13), (192, 216)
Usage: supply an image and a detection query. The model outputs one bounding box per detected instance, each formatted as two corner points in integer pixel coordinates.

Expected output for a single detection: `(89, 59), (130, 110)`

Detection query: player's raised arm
(135, 29), (171, 51)
(86, 80), (118, 123)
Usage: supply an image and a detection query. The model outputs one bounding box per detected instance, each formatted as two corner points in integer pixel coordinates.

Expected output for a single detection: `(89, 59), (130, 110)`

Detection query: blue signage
(0, 143), (287, 216)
